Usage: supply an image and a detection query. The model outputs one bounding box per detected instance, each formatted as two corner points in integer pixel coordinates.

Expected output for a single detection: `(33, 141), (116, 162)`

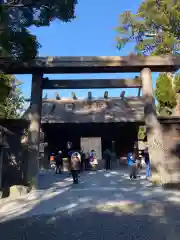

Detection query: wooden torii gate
(0, 55), (180, 188)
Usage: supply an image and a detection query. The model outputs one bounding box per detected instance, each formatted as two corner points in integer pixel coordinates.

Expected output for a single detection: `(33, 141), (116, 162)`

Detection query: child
(127, 152), (137, 179)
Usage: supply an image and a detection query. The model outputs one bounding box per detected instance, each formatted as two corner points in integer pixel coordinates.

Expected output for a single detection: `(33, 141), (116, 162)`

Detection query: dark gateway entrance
(42, 122), (139, 157)
(1, 55), (180, 186)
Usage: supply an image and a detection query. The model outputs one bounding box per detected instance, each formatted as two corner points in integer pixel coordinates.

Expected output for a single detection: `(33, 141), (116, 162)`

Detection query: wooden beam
(42, 78), (142, 89)
(0, 55), (179, 74)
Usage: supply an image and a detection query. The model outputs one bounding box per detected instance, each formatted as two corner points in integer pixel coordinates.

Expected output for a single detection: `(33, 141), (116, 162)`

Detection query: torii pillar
(141, 68), (169, 183)
(27, 73), (43, 189)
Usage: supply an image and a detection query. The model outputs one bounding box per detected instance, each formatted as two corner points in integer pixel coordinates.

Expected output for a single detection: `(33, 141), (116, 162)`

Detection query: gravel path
(0, 169), (180, 239)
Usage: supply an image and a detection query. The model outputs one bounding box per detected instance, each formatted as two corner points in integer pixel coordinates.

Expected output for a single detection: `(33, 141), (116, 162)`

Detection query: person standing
(89, 149), (98, 170)
(67, 149), (74, 175)
(70, 152), (81, 184)
(55, 150), (63, 174)
(84, 151), (89, 170)
(80, 148), (85, 172)
(127, 152), (137, 179)
(67, 141), (72, 150)
(136, 151), (142, 178)
(144, 148), (151, 180)
(66, 141), (72, 171)
(103, 149), (111, 171)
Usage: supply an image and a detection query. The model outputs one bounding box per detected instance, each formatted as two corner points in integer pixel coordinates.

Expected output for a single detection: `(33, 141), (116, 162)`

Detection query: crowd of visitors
(50, 142), (151, 184)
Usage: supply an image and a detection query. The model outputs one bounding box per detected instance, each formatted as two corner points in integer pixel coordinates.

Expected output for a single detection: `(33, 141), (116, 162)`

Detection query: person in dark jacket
(55, 151), (63, 174)
(103, 149), (111, 170)
(84, 151), (89, 170)
(70, 152), (81, 184)
(127, 152), (137, 179)
(80, 148), (85, 172)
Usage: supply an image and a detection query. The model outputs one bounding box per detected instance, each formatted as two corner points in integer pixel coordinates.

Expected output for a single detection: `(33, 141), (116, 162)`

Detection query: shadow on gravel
(0, 200), (180, 240)
(0, 170), (180, 239)
(38, 171), (72, 190)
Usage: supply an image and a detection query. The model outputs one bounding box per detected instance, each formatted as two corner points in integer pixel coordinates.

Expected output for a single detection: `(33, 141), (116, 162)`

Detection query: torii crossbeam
(42, 77), (142, 89)
(0, 55), (179, 74)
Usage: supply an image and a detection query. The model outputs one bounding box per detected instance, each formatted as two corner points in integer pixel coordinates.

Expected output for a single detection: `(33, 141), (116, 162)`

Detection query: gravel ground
(0, 203), (180, 240)
(0, 170), (180, 240)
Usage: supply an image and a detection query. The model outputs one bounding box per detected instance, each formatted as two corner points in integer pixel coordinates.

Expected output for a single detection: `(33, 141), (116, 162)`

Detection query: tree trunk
(141, 68), (170, 184)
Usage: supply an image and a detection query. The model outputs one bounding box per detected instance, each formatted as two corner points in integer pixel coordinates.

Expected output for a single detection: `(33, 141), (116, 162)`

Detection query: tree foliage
(4, 81), (24, 119)
(155, 73), (176, 115)
(72, 92), (77, 100)
(138, 126), (146, 140)
(174, 73), (180, 93)
(0, 74), (24, 119)
(104, 91), (108, 99)
(0, 73), (12, 118)
(0, 1), (77, 119)
(0, 0), (78, 60)
(116, 0), (180, 55)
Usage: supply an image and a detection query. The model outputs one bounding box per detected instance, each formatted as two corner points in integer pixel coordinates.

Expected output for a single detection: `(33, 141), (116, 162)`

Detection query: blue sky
(17, 0), (158, 103)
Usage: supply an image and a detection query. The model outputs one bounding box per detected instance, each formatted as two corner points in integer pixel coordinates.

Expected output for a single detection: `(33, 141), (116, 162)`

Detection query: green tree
(138, 126), (146, 140)
(0, 0), (78, 60)
(116, 0), (179, 183)
(4, 81), (25, 119)
(173, 73), (180, 114)
(72, 92), (77, 100)
(0, 1), (77, 117)
(174, 73), (180, 93)
(0, 73), (12, 118)
(116, 0), (180, 56)
(0, 74), (24, 119)
(155, 73), (176, 116)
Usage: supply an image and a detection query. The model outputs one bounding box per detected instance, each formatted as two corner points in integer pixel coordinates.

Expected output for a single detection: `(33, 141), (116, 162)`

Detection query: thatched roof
(24, 97), (144, 123)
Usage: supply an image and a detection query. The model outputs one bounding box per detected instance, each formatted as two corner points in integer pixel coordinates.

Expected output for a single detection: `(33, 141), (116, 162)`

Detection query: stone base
(10, 185), (29, 199)
(1, 185), (29, 200)
(163, 182), (180, 190)
(151, 172), (180, 189)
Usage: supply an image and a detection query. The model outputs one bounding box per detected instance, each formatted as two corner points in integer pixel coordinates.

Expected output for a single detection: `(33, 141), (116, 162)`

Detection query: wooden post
(27, 73), (43, 189)
(138, 88), (141, 97)
(141, 68), (170, 184)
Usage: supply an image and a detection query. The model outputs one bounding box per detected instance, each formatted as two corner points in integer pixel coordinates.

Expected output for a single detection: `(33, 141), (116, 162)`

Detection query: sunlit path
(0, 169), (180, 239)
